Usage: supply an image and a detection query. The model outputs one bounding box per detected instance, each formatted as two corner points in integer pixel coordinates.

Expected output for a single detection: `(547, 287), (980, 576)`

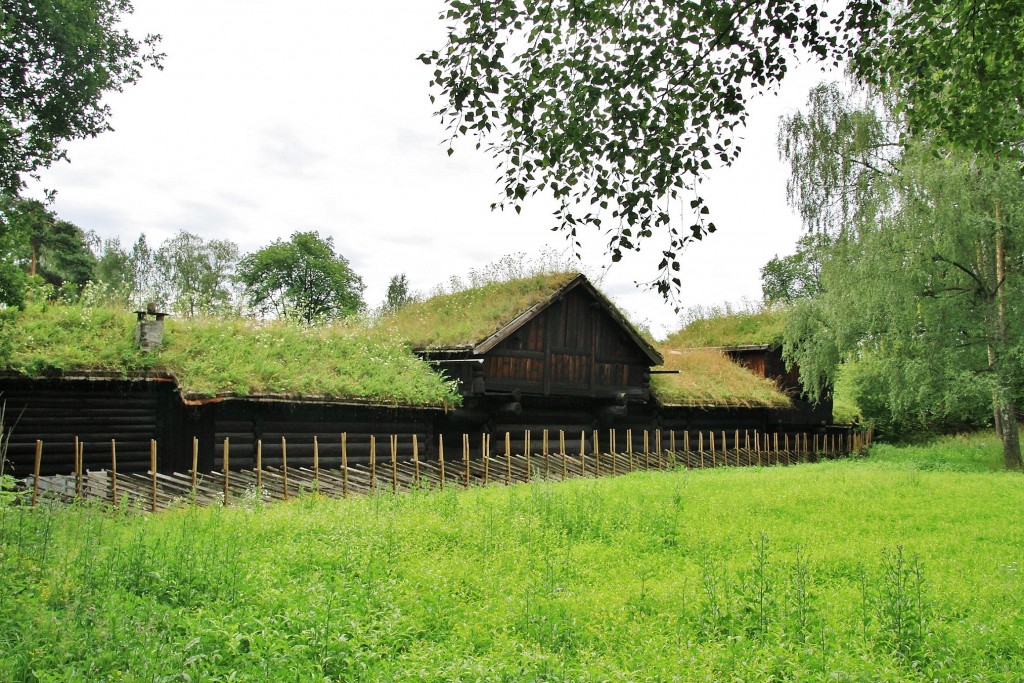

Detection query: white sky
(29, 1), (831, 338)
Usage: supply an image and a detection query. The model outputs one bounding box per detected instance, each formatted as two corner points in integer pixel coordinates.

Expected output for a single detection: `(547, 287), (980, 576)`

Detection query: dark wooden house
(412, 274), (663, 414)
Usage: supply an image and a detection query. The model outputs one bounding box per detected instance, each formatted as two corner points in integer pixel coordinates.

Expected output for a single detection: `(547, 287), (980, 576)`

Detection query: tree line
(0, 195), (410, 322)
(760, 83), (1023, 469)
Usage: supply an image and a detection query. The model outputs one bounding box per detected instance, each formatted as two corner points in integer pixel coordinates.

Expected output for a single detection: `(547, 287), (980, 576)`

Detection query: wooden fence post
(643, 430), (650, 469)
(698, 431), (704, 468)
(31, 440), (42, 507)
(150, 439), (158, 513)
(482, 433), (490, 486)
(256, 439), (263, 494)
(110, 439), (118, 508)
(524, 430), (532, 482)
(505, 432), (512, 485)
(438, 434), (445, 490)
(413, 434), (420, 488)
(710, 431), (717, 467)
(340, 433), (349, 497)
(755, 430), (761, 466)
(223, 437), (230, 506)
(369, 435), (376, 491)
(74, 436), (82, 500)
(580, 431), (588, 476)
(543, 429), (550, 478)
(655, 429), (662, 469)
(684, 431), (690, 467)
(622, 430), (630, 473)
(610, 429), (617, 475)
(390, 434), (398, 493)
(592, 430), (600, 476)
(192, 436), (200, 495)
(313, 436), (320, 491)
(560, 430), (567, 480)
(669, 430), (676, 467)
(281, 436), (289, 501)
(463, 433), (470, 488)
(733, 430), (739, 467)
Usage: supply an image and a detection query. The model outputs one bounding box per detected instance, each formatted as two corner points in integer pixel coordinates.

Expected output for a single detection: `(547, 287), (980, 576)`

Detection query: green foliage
(664, 307), (787, 348)
(778, 83), (1024, 465)
(237, 231), (365, 324)
(868, 431), (1010, 472)
(783, 140), (1024, 442)
(383, 272), (412, 312)
(0, 195), (96, 304)
(90, 235), (135, 306)
(760, 233), (832, 305)
(3, 442), (1024, 679)
(0, 0), (163, 193)
(777, 83), (898, 234)
(852, 0), (1024, 159)
(154, 230), (239, 317)
(420, 2), (893, 296)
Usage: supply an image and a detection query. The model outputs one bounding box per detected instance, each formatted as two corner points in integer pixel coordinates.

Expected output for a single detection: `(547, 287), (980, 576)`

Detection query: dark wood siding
(726, 346), (807, 397)
(209, 401), (436, 470)
(0, 377), (196, 476)
(483, 288), (650, 399)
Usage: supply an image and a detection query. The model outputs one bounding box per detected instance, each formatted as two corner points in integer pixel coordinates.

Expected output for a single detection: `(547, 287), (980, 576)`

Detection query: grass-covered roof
(664, 308), (787, 349)
(376, 272), (579, 350)
(651, 347), (791, 408)
(0, 303), (460, 407)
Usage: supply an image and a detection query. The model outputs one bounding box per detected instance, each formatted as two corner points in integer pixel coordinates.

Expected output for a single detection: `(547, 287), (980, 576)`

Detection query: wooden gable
(474, 279), (657, 400)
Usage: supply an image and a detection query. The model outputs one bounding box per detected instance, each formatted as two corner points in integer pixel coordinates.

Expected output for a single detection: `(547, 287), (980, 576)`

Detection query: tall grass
(652, 347), (791, 407)
(377, 272), (577, 349)
(665, 308), (788, 348)
(160, 317), (458, 405)
(1, 432), (1022, 681)
(1, 303), (460, 406)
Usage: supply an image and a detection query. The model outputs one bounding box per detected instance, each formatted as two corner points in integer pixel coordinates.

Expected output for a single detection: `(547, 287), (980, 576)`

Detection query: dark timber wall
(207, 400), (437, 471)
(0, 376), (199, 477)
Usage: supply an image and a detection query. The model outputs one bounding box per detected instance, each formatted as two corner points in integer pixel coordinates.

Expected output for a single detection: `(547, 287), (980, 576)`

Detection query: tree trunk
(996, 397), (1022, 470)
(987, 345), (1003, 438)
(992, 203), (1021, 469)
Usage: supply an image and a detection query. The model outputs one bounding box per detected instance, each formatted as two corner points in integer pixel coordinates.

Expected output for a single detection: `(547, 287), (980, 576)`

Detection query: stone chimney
(135, 304), (168, 352)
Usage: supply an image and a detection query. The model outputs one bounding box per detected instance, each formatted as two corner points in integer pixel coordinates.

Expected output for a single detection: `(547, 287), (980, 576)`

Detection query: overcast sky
(29, 1), (830, 337)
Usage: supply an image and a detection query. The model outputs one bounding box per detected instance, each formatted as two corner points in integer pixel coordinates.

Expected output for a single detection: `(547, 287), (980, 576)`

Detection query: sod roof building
(381, 273), (662, 412)
(0, 276), (837, 477)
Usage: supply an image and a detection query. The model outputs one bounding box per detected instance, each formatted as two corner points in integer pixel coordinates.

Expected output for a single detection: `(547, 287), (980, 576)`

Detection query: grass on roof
(651, 347), (791, 408)
(377, 272), (578, 349)
(664, 308), (788, 348)
(1, 303), (460, 406)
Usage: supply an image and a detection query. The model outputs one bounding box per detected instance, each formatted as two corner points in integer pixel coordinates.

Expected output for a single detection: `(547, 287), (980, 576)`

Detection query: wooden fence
(19, 427), (870, 512)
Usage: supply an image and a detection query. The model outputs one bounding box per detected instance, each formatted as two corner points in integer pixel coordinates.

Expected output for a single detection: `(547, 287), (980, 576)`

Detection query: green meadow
(2, 433), (1023, 682)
